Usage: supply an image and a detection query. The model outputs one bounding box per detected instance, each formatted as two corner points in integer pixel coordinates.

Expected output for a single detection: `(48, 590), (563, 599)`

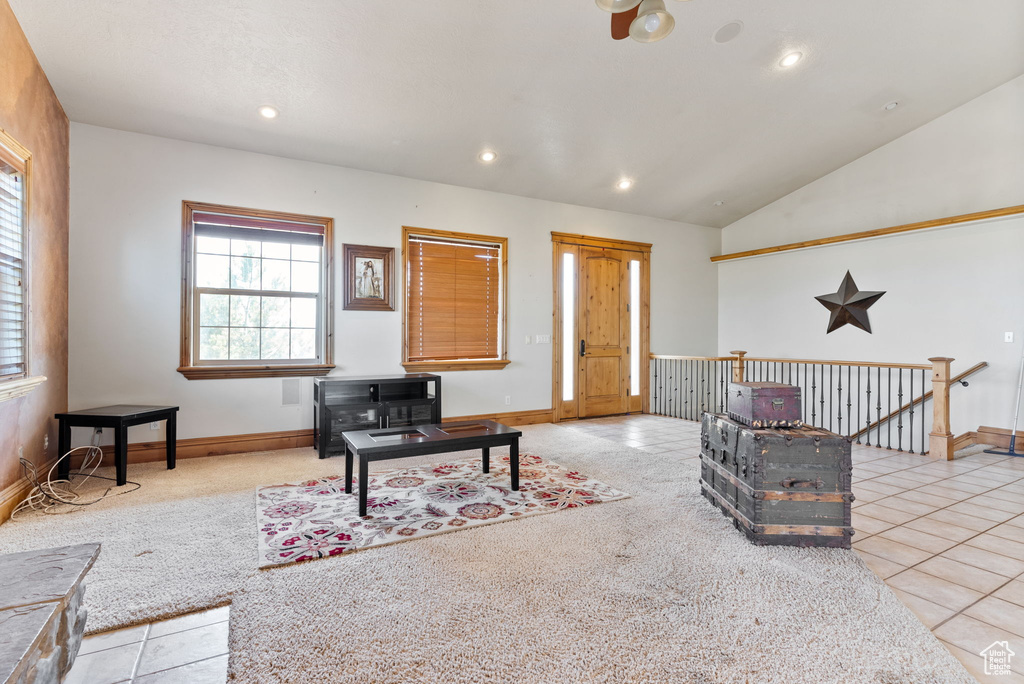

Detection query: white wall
(718, 75), (1024, 436)
(69, 124), (720, 441)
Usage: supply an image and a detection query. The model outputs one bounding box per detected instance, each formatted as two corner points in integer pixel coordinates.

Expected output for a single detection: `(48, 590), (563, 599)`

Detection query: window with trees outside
(0, 144), (27, 380)
(401, 226), (509, 372)
(178, 201), (334, 379)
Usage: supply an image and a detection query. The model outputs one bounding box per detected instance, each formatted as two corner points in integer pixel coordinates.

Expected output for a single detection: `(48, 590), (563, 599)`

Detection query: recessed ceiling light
(713, 200), (725, 207)
(779, 52), (803, 68)
(884, 101), (900, 111)
(616, 178), (633, 191)
(478, 150), (497, 163)
(258, 105), (279, 119)
(713, 21), (743, 44)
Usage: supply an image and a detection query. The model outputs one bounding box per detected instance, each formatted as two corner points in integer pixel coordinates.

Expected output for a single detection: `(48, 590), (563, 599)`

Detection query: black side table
(54, 405), (179, 486)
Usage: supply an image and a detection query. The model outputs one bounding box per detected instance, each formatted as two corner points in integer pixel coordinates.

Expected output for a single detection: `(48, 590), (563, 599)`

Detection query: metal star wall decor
(815, 271), (885, 334)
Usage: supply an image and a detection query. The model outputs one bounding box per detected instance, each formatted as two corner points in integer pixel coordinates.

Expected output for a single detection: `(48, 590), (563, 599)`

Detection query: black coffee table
(341, 420), (522, 516)
(54, 405), (178, 486)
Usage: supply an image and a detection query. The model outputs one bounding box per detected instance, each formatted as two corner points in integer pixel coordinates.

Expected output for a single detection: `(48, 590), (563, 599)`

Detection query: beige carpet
(0, 424), (973, 683)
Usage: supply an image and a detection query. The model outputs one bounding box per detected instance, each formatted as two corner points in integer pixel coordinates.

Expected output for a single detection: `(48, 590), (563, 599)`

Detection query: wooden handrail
(710, 204), (1024, 263)
(649, 353), (930, 370)
(651, 356), (933, 370)
(649, 354), (734, 361)
(741, 357), (931, 371)
(851, 361), (988, 439)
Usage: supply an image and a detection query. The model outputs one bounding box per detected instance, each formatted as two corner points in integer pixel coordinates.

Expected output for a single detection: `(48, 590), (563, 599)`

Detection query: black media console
(313, 374), (441, 459)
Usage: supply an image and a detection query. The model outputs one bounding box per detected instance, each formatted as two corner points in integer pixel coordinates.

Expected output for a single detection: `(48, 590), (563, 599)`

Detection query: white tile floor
(67, 605), (229, 684)
(67, 414), (1023, 683)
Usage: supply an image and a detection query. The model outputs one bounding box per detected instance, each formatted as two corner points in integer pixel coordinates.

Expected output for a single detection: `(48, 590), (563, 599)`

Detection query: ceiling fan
(596, 0), (690, 43)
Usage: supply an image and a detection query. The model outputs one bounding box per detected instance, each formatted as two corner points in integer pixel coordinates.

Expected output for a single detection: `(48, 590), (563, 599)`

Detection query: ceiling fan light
(595, 0), (643, 13)
(629, 0), (675, 43)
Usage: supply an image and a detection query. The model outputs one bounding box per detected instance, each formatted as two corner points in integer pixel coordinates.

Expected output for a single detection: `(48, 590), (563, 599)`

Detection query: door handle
(580, 340), (586, 357)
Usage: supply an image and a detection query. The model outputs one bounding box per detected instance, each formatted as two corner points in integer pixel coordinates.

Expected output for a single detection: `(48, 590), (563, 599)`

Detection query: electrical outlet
(1006, 332), (1015, 343)
(505, 396), (511, 405)
(150, 421), (160, 430)
(524, 335), (531, 345)
(43, 435), (48, 450)
(17, 445), (23, 458)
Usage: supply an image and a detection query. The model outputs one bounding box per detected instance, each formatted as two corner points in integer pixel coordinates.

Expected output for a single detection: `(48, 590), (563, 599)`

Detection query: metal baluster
(819, 365), (826, 429)
(829, 364), (834, 432)
(921, 369), (926, 454)
(865, 368), (872, 446)
(651, 360), (659, 413)
(680, 359), (685, 419)
(846, 366), (852, 438)
(876, 367), (883, 449)
(897, 370), (904, 451)
(652, 359), (659, 415)
(836, 365), (842, 435)
(802, 364), (807, 425)
(705, 361), (712, 415)
(720, 358), (729, 411)
(684, 359), (690, 420)
(689, 360), (695, 421)
(887, 368), (893, 450)
(723, 360), (729, 412)
(655, 359), (661, 416)
(810, 364), (817, 427)
(908, 368), (914, 453)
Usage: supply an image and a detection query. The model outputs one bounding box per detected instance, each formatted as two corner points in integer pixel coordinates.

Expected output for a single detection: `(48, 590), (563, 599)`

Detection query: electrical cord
(11, 429), (141, 520)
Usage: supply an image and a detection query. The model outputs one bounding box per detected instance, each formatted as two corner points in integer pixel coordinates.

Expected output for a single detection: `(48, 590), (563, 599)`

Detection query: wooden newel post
(928, 357), (955, 461)
(729, 351), (747, 384)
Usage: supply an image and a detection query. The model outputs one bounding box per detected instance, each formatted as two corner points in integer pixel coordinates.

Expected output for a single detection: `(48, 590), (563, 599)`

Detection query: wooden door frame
(551, 232), (651, 422)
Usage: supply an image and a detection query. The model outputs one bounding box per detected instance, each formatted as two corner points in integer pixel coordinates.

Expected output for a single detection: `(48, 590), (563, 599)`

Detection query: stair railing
(650, 351), (986, 460)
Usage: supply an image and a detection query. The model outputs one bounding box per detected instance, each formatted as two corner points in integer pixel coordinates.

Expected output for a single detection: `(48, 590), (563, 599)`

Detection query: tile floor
(66, 605), (229, 684)
(564, 413), (1024, 684)
(64, 415), (1022, 683)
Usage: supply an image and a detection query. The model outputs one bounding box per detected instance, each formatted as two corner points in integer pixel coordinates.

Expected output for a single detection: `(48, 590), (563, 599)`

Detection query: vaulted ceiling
(10, 0), (1024, 227)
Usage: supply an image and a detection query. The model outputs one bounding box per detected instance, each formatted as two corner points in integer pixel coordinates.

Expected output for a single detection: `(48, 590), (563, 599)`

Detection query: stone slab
(0, 544), (101, 611)
(0, 543), (100, 684)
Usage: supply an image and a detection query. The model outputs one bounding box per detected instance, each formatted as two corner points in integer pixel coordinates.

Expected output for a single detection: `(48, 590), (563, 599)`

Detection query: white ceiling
(10, 0), (1024, 228)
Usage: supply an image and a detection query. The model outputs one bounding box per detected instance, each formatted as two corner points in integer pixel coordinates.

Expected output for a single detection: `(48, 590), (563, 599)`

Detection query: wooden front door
(578, 246), (630, 417)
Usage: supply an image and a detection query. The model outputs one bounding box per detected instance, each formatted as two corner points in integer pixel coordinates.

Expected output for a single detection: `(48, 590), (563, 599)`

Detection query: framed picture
(343, 244), (394, 311)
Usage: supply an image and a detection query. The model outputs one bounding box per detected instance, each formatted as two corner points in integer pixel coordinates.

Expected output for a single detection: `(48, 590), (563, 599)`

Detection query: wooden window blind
(0, 158), (26, 379)
(407, 236), (501, 361)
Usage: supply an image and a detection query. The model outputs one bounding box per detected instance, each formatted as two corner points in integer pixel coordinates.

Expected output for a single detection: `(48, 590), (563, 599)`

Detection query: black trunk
(700, 413), (854, 548)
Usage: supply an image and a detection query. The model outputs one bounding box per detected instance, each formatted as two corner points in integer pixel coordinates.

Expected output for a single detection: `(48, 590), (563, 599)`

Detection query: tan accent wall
(0, 0), (69, 499)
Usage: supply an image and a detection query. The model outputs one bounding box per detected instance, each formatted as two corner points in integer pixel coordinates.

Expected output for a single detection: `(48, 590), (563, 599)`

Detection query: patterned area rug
(256, 452), (629, 568)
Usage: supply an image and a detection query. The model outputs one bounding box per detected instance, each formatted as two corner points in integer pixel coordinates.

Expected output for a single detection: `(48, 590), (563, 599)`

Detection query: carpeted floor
(0, 424), (974, 683)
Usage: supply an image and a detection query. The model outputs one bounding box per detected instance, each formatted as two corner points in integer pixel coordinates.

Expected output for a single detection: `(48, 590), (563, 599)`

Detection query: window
(0, 130), (42, 403)
(179, 201), (334, 379)
(402, 226), (509, 371)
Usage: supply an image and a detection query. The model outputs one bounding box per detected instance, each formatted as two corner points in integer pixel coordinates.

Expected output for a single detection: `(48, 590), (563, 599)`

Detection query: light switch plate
(535, 334), (551, 344)
(1007, 332), (1015, 343)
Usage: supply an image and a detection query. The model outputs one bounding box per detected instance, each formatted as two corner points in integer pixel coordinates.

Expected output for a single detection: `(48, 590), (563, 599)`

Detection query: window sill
(0, 375), (47, 403)
(177, 364), (335, 380)
(401, 360), (511, 372)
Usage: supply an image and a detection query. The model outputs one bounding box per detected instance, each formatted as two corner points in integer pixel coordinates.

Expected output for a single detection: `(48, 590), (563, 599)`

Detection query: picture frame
(343, 244), (394, 311)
